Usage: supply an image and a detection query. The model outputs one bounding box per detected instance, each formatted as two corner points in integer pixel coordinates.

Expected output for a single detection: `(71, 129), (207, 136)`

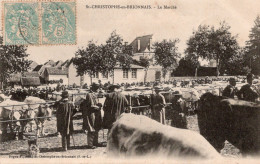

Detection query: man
(55, 91), (76, 151)
(80, 89), (102, 149)
(151, 86), (166, 124)
(171, 91), (187, 129)
(222, 78), (238, 98)
(237, 74), (259, 102)
(103, 85), (131, 131)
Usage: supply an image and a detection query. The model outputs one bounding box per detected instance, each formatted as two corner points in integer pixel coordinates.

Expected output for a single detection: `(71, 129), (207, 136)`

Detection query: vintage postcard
(0, 0), (260, 163)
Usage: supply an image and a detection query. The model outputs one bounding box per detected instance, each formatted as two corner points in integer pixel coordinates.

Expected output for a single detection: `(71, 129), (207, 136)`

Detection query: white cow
(107, 113), (221, 159)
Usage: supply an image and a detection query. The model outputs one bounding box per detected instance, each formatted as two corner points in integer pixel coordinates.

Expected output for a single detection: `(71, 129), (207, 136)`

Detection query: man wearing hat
(55, 91), (76, 151)
(222, 78), (238, 98)
(151, 86), (166, 124)
(80, 89), (102, 149)
(103, 85), (131, 132)
(237, 74), (259, 102)
(171, 91), (187, 129)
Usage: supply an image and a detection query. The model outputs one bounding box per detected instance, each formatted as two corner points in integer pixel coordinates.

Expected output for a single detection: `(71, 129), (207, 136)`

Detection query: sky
(1, 0), (260, 64)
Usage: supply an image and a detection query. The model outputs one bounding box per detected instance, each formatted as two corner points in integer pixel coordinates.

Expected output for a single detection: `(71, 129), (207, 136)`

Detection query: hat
(61, 91), (69, 99)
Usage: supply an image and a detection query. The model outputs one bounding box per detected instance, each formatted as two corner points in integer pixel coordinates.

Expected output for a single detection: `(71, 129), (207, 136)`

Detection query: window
(132, 69), (137, 78)
(102, 72), (108, 79)
(123, 69), (128, 79)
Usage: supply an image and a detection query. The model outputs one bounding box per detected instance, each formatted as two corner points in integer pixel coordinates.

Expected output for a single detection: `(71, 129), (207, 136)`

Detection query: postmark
(2, 0), (76, 45)
(3, 2), (40, 45)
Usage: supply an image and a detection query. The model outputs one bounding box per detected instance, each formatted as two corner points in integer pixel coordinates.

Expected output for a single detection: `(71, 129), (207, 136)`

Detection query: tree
(73, 31), (134, 84)
(225, 48), (250, 75)
(185, 22), (239, 76)
(134, 56), (152, 82)
(0, 36), (31, 89)
(245, 16), (260, 75)
(153, 39), (180, 79)
(73, 41), (103, 83)
(173, 57), (199, 76)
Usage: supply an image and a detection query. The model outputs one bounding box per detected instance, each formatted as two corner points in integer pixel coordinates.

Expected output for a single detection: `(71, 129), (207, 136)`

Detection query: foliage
(185, 22), (239, 75)
(73, 31), (134, 81)
(225, 48), (251, 75)
(153, 39), (180, 78)
(0, 36), (31, 89)
(173, 57), (199, 76)
(245, 16), (260, 75)
(73, 41), (103, 77)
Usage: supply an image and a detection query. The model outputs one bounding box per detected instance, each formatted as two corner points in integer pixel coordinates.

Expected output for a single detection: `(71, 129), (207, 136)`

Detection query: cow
(23, 97), (53, 137)
(197, 92), (260, 156)
(0, 100), (27, 141)
(107, 113), (221, 159)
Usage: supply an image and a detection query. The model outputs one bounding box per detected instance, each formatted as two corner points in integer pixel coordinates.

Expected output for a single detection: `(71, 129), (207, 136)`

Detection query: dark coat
(222, 85), (236, 98)
(237, 84), (258, 102)
(80, 93), (102, 132)
(103, 92), (129, 129)
(55, 100), (75, 135)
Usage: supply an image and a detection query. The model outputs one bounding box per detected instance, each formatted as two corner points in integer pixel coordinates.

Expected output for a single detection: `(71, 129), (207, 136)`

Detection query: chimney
(138, 39), (140, 51)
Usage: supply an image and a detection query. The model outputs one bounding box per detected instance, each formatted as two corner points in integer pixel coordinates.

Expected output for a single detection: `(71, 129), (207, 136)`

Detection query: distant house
(130, 34), (171, 82)
(130, 34), (153, 62)
(42, 67), (68, 85)
(9, 72), (41, 87)
(21, 77), (41, 87)
(66, 59), (145, 86)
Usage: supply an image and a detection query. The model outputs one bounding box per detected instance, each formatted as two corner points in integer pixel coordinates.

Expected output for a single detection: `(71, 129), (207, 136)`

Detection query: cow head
(43, 105), (53, 121)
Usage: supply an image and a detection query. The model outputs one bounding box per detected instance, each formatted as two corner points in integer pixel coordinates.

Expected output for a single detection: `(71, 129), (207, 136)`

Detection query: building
(66, 60), (145, 86)
(130, 34), (171, 82)
(42, 67), (68, 85)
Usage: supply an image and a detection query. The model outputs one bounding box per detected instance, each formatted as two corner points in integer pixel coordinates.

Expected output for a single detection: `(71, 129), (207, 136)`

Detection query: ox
(197, 92), (260, 156)
(107, 113), (221, 159)
(0, 100), (26, 141)
(22, 97), (53, 137)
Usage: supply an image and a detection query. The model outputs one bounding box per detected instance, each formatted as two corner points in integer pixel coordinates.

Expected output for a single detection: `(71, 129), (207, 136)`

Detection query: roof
(45, 67), (68, 75)
(28, 61), (38, 71)
(55, 60), (64, 67)
(61, 59), (73, 68)
(23, 71), (39, 77)
(33, 65), (43, 72)
(114, 64), (144, 69)
(44, 60), (56, 67)
(21, 77), (41, 86)
(130, 34), (153, 53)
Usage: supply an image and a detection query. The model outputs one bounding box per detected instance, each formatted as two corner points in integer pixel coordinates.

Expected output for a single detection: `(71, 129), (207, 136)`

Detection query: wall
(49, 75), (68, 85)
(113, 68), (145, 84)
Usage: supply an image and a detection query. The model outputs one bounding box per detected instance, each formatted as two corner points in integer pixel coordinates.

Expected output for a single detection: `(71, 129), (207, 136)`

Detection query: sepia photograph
(0, 0), (260, 163)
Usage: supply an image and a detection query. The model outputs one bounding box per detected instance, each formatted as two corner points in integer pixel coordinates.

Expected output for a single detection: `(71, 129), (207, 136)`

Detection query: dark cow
(197, 92), (260, 155)
(107, 113), (221, 159)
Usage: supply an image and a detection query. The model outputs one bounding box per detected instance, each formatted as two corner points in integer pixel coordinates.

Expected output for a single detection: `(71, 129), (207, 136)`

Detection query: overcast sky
(2, 0), (260, 64)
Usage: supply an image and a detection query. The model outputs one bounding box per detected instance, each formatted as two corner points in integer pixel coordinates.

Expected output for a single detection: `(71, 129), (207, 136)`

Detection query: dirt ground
(0, 113), (242, 159)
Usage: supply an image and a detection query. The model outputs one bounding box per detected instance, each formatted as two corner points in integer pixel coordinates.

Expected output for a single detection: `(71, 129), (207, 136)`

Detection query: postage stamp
(3, 2), (40, 45)
(41, 1), (76, 45)
(2, 0), (76, 45)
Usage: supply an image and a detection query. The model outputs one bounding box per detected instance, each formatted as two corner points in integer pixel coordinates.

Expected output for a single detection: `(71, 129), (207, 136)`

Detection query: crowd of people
(0, 74), (259, 151)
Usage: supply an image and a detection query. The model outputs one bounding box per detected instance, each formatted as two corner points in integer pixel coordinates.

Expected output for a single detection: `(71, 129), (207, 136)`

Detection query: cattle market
(0, 75), (259, 159)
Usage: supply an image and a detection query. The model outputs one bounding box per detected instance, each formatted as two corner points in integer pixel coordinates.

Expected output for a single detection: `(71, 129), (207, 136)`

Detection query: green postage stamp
(2, 0), (76, 45)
